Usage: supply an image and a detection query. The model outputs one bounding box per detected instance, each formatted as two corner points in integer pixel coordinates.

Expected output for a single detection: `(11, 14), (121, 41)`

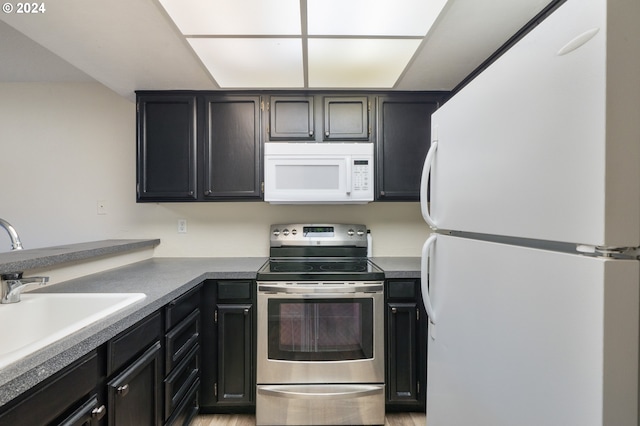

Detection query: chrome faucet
(0, 218), (23, 251)
(1, 273), (49, 304)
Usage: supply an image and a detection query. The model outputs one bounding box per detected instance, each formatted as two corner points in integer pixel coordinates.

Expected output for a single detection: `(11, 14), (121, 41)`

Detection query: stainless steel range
(256, 224), (385, 426)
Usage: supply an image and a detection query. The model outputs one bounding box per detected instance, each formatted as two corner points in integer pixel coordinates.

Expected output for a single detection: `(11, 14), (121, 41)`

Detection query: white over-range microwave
(264, 143), (374, 204)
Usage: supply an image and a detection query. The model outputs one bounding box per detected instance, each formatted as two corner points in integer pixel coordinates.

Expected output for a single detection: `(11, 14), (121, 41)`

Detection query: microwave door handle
(346, 159), (352, 196)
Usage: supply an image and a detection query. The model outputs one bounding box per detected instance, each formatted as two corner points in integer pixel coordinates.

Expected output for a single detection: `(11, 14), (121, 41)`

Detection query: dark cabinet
(137, 95), (198, 201)
(106, 311), (163, 426)
(268, 96), (315, 140)
(0, 351), (102, 426)
(107, 341), (162, 426)
(136, 92), (262, 202)
(385, 279), (427, 411)
(376, 95), (441, 200)
(203, 95), (262, 200)
(164, 284), (201, 425)
(201, 280), (255, 412)
(324, 96), (370, 141)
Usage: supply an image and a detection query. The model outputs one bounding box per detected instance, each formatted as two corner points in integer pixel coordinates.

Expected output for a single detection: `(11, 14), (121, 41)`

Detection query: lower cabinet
(164, 284), (202, 425)
(200, 280), (255, 412)
(0, 284), (204, 426)
(385, 279), (428, 412)
(106, 310), (163, 426)
(0, 350), (103, 426)
(107, 341), (162, 426)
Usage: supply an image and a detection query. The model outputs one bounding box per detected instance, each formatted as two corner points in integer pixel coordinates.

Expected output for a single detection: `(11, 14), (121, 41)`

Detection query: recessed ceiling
(0, 0), (556, 99)
(158, 0), (439, 89)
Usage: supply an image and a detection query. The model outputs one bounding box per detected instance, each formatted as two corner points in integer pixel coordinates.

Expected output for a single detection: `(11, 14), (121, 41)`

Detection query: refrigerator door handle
(420, 141), (438, 229)
(421, 234), (437, 329)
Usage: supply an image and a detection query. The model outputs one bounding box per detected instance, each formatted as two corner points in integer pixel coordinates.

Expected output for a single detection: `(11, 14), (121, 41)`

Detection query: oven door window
(268, 298), (374, 361)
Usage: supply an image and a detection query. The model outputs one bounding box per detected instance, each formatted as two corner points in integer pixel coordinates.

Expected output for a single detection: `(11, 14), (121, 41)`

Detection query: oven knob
(357, 229), (365, 236)
(291, 228), (297, 235)
(283, 229), (290, 236)
(347, 229), (355, 236)
(273, 229), (280, 236)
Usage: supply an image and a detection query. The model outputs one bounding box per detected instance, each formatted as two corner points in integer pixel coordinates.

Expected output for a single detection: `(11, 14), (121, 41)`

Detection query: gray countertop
(0, 239), (160, 274)
(0, 247), (419, 407)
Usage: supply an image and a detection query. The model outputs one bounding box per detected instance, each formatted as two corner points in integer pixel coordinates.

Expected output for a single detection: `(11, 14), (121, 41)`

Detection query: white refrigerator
(419, 0), (640, 425)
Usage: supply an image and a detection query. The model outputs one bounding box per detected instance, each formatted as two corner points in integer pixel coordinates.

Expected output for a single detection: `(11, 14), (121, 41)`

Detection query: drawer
(107, 311), (162, 375)
(387, 280), (418, 300)
(164, 344), (199, 419)
(166, 283), (202, 329)
(218, 280), (252, 301)
(166, 308), (200, 372)
(165, 378), (200, 426)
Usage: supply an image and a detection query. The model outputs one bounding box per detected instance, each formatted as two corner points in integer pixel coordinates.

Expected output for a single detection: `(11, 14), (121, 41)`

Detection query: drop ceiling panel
(308, 39), (422, 88)
(189, 38), (304, 88)
(158, 0), (301, 35)
(307, 0), (435, 36)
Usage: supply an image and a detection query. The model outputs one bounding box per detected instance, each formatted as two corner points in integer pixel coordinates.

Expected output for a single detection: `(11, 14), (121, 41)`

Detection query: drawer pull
(91, 405), (106, 420)
(117, 384), (129, 396)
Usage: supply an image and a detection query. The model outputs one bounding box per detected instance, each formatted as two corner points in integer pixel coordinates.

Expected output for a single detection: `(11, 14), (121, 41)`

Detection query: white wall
(0, 82), (429, 257)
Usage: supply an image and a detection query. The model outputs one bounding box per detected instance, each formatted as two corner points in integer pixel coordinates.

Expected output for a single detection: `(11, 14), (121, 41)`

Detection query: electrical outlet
(97, 200), (107, 215)
(177, 219), (187, 233)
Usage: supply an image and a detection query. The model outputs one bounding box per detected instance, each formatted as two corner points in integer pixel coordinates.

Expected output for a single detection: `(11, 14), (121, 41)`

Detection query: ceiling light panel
(307, 0), (434, 36)
(158, 0), (301, 35)
(188, 38), (304, 88)
(308, 39), (422, 88)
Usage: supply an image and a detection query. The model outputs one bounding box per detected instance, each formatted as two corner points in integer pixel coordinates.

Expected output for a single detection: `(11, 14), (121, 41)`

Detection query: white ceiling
(0, 0), (554, 100)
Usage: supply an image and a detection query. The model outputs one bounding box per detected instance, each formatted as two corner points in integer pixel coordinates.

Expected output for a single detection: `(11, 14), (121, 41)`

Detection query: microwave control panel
(353, 159), (370, 192)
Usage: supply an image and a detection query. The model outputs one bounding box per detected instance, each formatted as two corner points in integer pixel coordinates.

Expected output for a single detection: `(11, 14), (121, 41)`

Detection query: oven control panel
(270, 223), (367, 247)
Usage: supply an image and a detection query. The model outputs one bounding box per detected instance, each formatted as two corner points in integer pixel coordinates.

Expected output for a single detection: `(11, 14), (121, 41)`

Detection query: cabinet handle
(391, 307), (397, 314)
(205, 190), (212, 196)
(309, 131), (314, 137)
(117, 384), (129, 396)
(244, 308), (250, 315)
(325, 131), (330, 137)
(91, 405), (106, 420)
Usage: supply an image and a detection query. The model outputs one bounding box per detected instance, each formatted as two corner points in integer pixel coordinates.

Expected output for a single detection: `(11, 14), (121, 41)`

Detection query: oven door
(257, 282), (384, 385)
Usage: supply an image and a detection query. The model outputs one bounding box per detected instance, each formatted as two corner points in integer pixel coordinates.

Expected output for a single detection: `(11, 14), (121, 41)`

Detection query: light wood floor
(192, 412), (425, 426)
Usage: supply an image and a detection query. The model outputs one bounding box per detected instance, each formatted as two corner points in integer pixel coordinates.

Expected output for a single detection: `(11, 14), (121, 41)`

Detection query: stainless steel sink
(0, 293), (146, 369)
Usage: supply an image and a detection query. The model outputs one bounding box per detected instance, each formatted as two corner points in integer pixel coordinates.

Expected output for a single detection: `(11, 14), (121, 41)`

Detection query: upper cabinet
(376, 95), (442, 201)
(137, 95), (198, 201)
(137, 91), (447, 203)
(265, 94), (372, 143)
(136, 92), (262, 202)
(324, 96), (370, 141)
(203, 95), (262, 200)
(268, 96), (315, 141)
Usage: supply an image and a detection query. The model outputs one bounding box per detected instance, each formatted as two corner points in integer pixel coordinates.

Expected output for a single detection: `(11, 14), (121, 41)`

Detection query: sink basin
(0, 293), (146, 369)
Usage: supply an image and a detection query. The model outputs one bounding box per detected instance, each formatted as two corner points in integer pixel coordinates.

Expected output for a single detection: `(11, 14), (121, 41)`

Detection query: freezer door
(424, 234), (639, 426)
(427, 0), (640, 247)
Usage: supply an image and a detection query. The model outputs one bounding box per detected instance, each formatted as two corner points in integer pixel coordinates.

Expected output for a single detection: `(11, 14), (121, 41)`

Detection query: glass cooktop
(257, 257), (384, 281)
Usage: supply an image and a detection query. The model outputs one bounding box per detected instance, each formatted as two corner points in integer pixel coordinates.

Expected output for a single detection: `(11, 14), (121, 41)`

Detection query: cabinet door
(387, 302), (420, 405)
(323, 96), (370, 141)
(108, 341), (162, 426)
(269, 96), (314, 140)
(203, 96), (261, 200)
(137, 95), (198, 201)
(216, 304), (253, 405)
(377, 96), (438, 200)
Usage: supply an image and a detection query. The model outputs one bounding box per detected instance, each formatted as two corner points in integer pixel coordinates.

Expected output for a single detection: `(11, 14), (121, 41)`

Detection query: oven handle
(258, 385), (383, 400)
(258, 284), (383, 294)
